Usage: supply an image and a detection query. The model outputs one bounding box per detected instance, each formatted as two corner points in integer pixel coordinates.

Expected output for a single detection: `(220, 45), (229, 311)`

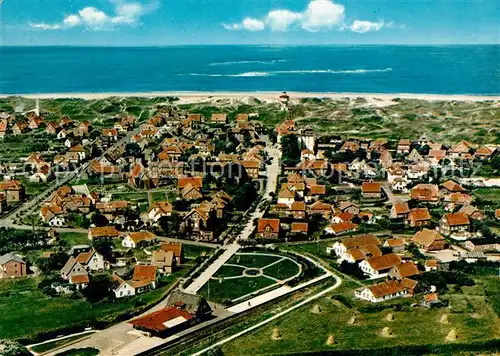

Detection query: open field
(30, 332), (95, 353)
(221, 279), (500, 355)
(473, 188), (500, 203)
(59, 232), (89, 245)
(0, 268), (187, 341)
(227, 254), (282, 269)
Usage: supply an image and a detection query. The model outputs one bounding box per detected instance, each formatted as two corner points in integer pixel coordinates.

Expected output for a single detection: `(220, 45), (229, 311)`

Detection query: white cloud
(63, 14), (82, 27)
(222, 0), (346, 32)
(29, 23), (61, 30)
(347, 20), (393, 33)
(223, 17), (265, 32)
(266, 10), (302, 31)
(222, 0), (399, 34)
(29, 0), (158, 31)
(301, 0), (345, 32)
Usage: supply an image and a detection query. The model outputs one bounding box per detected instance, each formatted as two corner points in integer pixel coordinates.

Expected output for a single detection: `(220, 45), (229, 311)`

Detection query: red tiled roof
(129, 307), (194, 332)
(257, 218), (280, 233)
(291, 222), (308, 233)
(443, 213), (469, 226)
(178, 176), (203, 189)
(362, 182), (381, 193)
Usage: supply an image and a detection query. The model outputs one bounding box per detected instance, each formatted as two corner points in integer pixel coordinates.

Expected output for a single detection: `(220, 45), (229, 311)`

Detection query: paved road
(382, 182), (408, 205)
(183, 143), (281, 295)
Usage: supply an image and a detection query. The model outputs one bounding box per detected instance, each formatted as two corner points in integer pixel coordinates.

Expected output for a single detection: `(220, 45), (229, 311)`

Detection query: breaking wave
(187, 68), (392, 77)
(209, 60), (287, 66)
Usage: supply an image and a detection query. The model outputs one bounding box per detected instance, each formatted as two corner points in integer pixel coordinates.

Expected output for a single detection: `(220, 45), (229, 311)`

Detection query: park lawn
(60, 232), (89, 246)
(213, 265), (245, 278)
(473, 188), (500, 203)
(228, 254), (282, 269)
(150, 191), (168, 202)
(0, 268), (187, 341)
(112, 191), (148, 203)
(222, 292), (500, 356)
(19, 178), (50, 196)
(198, 276), (276, 304)
(262, 258), (301, 280)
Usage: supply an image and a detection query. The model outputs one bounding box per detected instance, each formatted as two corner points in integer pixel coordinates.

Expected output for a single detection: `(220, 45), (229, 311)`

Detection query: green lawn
(198, 276), (276, 304)
(20, 178), (50, 196)
(60, 232), (89, 246)
(228, 254), (282, 269)
(473, 188), (500, 203)
(262, 258), (301, 280)
(213, 265), (246, 278)
(0, 268), (187, 341)
(183, 244), (214, 259)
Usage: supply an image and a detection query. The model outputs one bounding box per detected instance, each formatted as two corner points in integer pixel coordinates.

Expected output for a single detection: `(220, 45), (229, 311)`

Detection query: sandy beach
(1, 91), (499, 103)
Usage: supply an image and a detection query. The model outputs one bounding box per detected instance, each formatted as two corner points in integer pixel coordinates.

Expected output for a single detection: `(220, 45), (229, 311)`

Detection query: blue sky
(1, 0), (499, 45)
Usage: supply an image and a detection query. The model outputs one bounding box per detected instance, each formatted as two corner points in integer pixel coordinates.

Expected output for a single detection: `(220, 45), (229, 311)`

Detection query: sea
(1, 45), (499, 95)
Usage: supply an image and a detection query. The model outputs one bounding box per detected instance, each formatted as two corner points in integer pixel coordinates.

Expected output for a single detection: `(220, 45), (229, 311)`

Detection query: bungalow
(256, 218), (280, 239)
(122, 231), (156, 249)
(339, 201), (360, 215)
(148, 201), (173, 222)
(327, 234), (381, 256)
(408, 149), (424, 163)
(474, 146), (493, 160)
(74, 121), (92, 137)
(449, 141), (472, 158)
(28, 116), (45, 129)
(389, 261), (420, 280)
(464, 239), (500, 253)
(129, 291), (212, 337)
(12, 121), (28, 135)
(355, 278), (417, 303)
(424, 259), (439, 271)
(441, 180), (465, 194)
(66, 273), (88, 290)
(383, 238), (406, 253)
(211, 113), (228, 124)
(391, 202), (410, 219)
(325, 221), (358, 236)
(407, 208), (431, 227)
(0, 253), (27, 279)
(239, 160), (260, 180)
(290, 222), (308, 235)
(102, 128), (118, 142)
(236, 113), (249, 122)
(361, 182), (382, 199)
(0, 119), (8, 137)
(427, 149), (447, 165)
(439, 213), (470, 239)
(410, 184), (439, 204)
(340, 245), (382, 264)
(112, 265), (158, 298)
(75, 248), (105, 271)
(178, 176), (203, 192)
(181, 184), (203, 200)
(359, 253), (402, 278)
(40, 205), (65, 226)
(308, 201), (333, 218)
(411, 228), (447, 251)
(60, 256), (86, 280)
(88, 226), (121, 241)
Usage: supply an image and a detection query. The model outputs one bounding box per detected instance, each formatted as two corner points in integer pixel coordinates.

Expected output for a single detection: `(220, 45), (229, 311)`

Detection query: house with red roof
(256, 218), (280, 239)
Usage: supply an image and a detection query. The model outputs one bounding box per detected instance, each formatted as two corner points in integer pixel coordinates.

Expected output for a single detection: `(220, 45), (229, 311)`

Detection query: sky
(1, 0), (499, 46)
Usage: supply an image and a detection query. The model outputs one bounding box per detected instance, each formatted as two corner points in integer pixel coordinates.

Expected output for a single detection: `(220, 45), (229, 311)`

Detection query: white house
(122, 231), (156, 249)
(277, 188), (295, 207)
(112, 276), (136, 298)
(355, 278), (417, 303)
(76, 249), (105, 271)
(358, 253), (401, 278)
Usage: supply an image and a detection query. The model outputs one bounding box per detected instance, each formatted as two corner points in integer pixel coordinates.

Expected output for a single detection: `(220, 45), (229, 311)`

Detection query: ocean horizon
(1, 45), (499, 95)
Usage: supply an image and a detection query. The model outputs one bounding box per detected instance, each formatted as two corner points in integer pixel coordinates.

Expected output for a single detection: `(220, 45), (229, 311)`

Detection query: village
(0, 94), (499, 355)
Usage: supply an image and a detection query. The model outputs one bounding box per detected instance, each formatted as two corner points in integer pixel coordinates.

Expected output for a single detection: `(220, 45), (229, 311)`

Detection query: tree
(158, 213), (181, 234)
(92, 239), (113, 261)
(82, 274), (113, 303)
(91, 212), (109, 227)
(490, 155), (500, 170)
(339, 261), (366, 279)
(232, 182), (257, 211)
(0, 341), (31, 356)
(36, 250), (69, 275)
(281, 134), (300, 166)
(125, 142), (142, 157)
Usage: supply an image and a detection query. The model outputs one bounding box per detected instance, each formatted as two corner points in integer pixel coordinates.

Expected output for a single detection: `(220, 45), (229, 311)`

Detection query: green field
(199, 276), (276, 304)
(55, 347), (99, 356)
(183, 244), (214, 259)
(221, 283), (500, 355)
(262, 258), (301, 280)
(473, 188), (500, 203)
(213, 265), (246, 278)
(59, 232), (89, 246)
(0, 269), (186, 341)
(228, 254), (281, 269)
